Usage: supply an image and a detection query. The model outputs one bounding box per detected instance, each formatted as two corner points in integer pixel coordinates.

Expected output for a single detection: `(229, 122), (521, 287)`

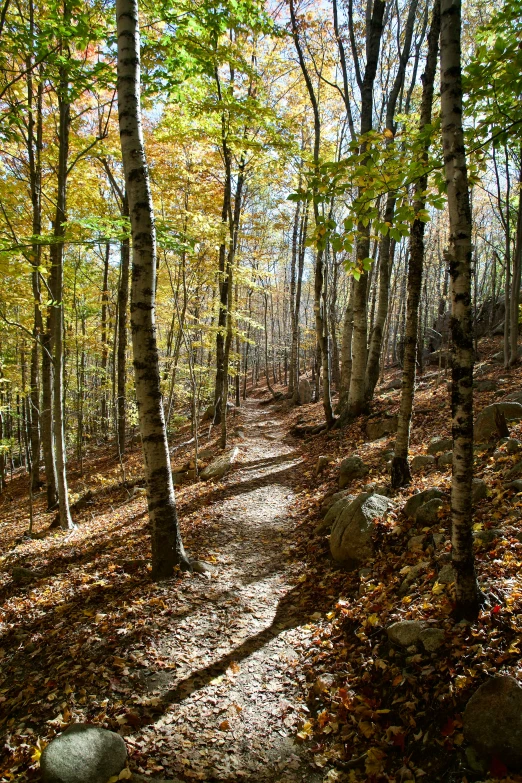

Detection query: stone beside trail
(40, 724), (127, 783)
(330, 493), (390, 563)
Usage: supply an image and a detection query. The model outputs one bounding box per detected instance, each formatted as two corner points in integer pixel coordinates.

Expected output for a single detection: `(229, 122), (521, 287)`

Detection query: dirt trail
(138, 400), (321, 783)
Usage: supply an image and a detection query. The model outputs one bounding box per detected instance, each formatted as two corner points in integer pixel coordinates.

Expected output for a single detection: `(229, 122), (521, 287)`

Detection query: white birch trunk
(116, 0), (190, 577)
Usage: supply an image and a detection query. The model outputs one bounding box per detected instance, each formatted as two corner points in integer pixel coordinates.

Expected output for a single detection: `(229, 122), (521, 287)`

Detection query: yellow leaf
(359, 720), (374, 738)
(119, 769), (132, 780)
(365, 746), (386, 774)
(383, 128), (394, 139)
(297, 720), (313, 739)
(432, 582), (445, 594)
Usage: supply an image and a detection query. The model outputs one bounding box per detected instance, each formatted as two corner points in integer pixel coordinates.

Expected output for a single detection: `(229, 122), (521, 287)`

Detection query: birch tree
(116, 0), (190, 577)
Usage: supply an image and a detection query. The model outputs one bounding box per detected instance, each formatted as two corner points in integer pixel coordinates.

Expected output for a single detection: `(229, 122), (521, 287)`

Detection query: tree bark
(290, 0), (334, 427)
(440, 0), (481, 619)
(116, 0), (190, 576)
(117, 196), (130, 456)
(346, 0), (386, 418)
(509, 159), (522, 366)
(100, 241), (110, 433)
(391, 0), (440, 489)
(26, 42), (43, 493)
(49, 52), (73, 531)
(364, 0), (419, 401)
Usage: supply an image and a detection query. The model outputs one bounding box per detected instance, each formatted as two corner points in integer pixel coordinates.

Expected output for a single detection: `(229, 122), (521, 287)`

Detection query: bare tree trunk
(509, 159), (522, 366)
(49, 53), (73, 531)
(100, 241), (110, 434)
(117, 197), (130, 456)
(391, 0), (440, 488)
(330, 252), (341, 389)
(117, 0), (190, 576)
(290, 0), (334, 427)
(440, 0), (481, 619)
(288, 196), (300, 398)
(338, 277), (354, 412)
(26, 46), (43, 493)
(346, 0), (386, 418)
(213, 163), (231, 424)
(365, 0), (419, 401)
(292, 202), (308, 404)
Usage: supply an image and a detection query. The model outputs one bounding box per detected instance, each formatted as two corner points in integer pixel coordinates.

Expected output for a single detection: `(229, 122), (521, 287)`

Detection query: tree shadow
(154, 579), (339, 714)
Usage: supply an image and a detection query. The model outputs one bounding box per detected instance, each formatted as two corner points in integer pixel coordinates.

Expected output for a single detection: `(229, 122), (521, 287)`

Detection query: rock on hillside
(463, 676), (522, 768)
(474, 402), (522, 443)
(330, 493), (390, 564)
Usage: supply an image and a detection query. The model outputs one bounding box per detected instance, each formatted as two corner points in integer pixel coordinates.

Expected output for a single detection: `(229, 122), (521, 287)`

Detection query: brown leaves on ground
(2, 340), (522, 783)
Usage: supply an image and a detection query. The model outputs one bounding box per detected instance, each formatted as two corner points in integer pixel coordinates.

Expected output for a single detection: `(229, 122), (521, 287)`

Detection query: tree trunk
(288, 197), (300, 397)
(213, 163), (231, 424)
(292, 202), (308, 404)
(100, 241), (110, 433)
(337, 277), (354, 412)
(290, 0), (334, 427)
(440, 0), (481, 619)
(49, 57), (73, 531)
(509, 159), (522, 366)
(27, 51), (43, 492)
(364, 0), (418, 401)
(391, 0), (440, 489)
(117, 196), (130, 456)
(346, 0), (386, 418)
(116, 0), (190, 576)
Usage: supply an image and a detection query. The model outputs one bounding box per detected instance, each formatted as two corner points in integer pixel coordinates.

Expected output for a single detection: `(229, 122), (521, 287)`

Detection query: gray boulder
(506, 460), (522, 479)
(506, 479), (522, 492)
(363, 482), (391, 496)
(474, 379), (497, 392)
(505, 438), (522, 454)
(503, 391), (522, 404)
(200, 447), (239, 481)
(472, 478), (488, 504)
(330, 493), (390, 564)
(40, 724), (127, 783)
(419, 627), (445, 652)
(463, 676), (522, 768)
(387, 620), (424, 647)
(473, 528), (501, 546)
(404, 488), (445, 519)
(408, 534), (426, 551)
(437, 564), (455, 584)
(339, 456), (369, 489)
(387, 621), (444, 652)
(366, 414), (398, 441)
(437, 450), (453, 467)
(427, 437), (453, 456)
(321, 489), (351, 513)
(298, 377), (313, 404)
(416, 498), (444, 526)
(319, 494), (356, 532)
(411, 454), (435, 473)
(474, 402), (522, 443)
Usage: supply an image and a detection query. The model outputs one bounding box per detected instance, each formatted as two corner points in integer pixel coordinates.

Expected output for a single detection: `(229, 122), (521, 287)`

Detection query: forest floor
(2, 336), (522, 783)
